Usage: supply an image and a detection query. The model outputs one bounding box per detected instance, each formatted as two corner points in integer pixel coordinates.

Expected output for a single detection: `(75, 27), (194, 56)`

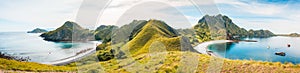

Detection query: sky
(0, 0), (300, 34)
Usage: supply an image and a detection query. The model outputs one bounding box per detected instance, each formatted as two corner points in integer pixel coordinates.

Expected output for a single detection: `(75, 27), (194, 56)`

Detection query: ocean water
(208, 36), (300, 64)
(0, 32), (100, 63)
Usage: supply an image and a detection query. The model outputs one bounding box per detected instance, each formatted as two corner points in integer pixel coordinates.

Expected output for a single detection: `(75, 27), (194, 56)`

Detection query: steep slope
(111, 20), (148, 44)
(40, 21), (94, 41)
(94, 25), (118, 43)
(195, 14), (274, 40)
(27, 28), (48, 33)
(196, 14), (248, 40)
(121, 19), (196, 56)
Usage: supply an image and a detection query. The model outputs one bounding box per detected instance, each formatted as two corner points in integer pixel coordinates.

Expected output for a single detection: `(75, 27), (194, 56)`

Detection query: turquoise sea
(208, 36), (300, 64)
(0, 32), (99, 63)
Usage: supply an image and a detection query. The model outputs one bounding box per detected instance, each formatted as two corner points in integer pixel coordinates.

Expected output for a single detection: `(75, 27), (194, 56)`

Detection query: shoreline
(194, 40), (233, 57)
(41, 47), (96, 65)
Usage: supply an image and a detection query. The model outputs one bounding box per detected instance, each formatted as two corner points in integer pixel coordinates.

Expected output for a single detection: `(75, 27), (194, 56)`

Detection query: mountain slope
(196, 14), (248, 40)
(195, 14), (274, 40)
(111, 20), (148, 44)
(40, 21), (94, 41)
(120, 19), (196, 56)
(94, 25), (118, 43)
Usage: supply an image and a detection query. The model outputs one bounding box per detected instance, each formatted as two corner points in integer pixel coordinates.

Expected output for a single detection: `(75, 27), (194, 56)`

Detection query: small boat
(275, 52), (286, 56)
(207, 50), (213, 53)
(207, 51), (213, 56)
(287, 44), (291, 47)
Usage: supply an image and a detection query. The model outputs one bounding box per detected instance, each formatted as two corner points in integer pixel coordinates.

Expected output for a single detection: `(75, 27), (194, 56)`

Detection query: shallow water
(208, 36), (300, 64)
(0, 32), (100, 62)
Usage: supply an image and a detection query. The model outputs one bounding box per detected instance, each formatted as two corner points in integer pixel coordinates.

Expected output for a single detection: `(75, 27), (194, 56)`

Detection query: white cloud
(97, 0), (200, 28)
(1, 0), (300, 34)
(215, 0), (300, 34)
(0, 0), (82, 31)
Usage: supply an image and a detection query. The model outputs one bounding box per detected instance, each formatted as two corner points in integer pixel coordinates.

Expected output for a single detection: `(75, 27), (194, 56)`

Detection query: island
(27, 28), (48, 33)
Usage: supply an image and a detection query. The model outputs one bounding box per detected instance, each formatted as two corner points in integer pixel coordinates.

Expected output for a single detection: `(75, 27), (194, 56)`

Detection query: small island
(276, 33), (300, 37)
(27, 28), (48, 33)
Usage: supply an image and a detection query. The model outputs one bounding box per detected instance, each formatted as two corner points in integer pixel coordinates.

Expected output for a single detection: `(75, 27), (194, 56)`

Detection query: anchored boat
(275, 52), (286, 56)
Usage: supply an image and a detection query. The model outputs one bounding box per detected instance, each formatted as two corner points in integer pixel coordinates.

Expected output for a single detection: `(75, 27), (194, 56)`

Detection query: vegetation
(27, 28), (48, 33)
(195, 14), (275, 40)
(96, 42), (114, 61)
(119, 19), (196, 56)
(0, 58), (76, 72)
(94, 25), (118, 43)
(248, 29), (275, 38)
(74, 51), (300, 73)
(40, 21), (94, 41)
(0, 52), (30, 61)
(193, 22), (213, 43)
(111, 20), (148, 44)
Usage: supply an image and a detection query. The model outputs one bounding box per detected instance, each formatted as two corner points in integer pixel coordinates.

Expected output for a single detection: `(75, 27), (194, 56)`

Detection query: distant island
(276, 33), (300, 37)
(40, 21), (117, 42)
(27, 28), (48, 33)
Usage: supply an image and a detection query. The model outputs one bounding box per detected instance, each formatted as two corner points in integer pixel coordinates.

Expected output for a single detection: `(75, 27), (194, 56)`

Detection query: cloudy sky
(0, 0), (299, 34)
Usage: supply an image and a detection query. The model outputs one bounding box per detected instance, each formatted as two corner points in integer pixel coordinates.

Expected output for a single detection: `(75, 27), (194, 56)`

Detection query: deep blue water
(0, 32), (99, 62)
(208, 36), (300, 64)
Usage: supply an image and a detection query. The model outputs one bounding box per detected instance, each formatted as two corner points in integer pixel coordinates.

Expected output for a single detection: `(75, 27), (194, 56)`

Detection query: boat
(275, 52), (286, 56)
(287, 44), (291, 47)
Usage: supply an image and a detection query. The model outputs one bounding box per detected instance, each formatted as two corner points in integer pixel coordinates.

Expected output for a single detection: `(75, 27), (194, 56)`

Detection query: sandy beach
(41, 48), (96, 65)
(194, 40), (233, 56)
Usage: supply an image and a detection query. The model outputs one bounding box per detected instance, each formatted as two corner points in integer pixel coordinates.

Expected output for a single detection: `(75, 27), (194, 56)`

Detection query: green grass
(0, 58), (76, 72)
(123, 19), (184, 56)
(75, 51), (300, 73)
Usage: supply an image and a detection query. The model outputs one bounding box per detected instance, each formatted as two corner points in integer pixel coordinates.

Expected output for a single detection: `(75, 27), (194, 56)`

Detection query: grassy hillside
(0, 58), (76, 72)
(111, 20), (148, 44)
(75, 51), (300, 73)
(120, 19), (195, 56)
(196, 14), (274, 40)
(94, 25), (118, 43)
(40, 21), (94, 41)
(4, 51), (299, 72)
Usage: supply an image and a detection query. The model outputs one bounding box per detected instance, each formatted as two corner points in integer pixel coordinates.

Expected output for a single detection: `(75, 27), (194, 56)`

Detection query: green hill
(94, 25), (118, 43)
(195, 14), (274, 40)
(196, 14), (248, 40)
(95, 19), (197, 61)
(40, 21), (94, 42)
(116, 19), (196, 56)
(111, 20), (148, 44)
(27, 28), (48, 33)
